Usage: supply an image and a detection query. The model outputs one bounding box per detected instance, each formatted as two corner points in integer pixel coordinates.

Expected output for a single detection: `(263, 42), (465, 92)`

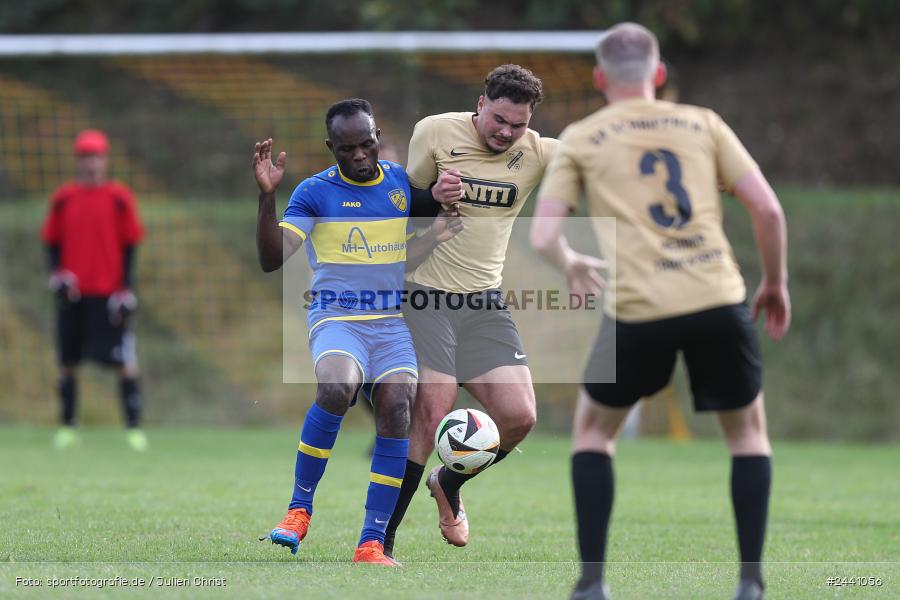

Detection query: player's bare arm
(731, 169), (791, 340)
(405, 205), (464, 272)
(530, 199), (607, 298)
(253, 138), (303, 272)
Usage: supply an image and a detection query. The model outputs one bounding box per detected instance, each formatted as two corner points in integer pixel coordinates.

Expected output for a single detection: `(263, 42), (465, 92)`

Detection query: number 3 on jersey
(640, 149), (692, 229)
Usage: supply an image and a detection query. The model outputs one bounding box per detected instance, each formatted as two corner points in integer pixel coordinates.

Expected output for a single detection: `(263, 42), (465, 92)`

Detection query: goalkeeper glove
(48, 269), (80, 302)
(108, 289), (138, 326)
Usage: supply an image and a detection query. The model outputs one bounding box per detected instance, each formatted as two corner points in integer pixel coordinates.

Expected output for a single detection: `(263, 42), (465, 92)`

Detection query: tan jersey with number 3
(540, 98), (759, 322)
(406, 112), (558, 292)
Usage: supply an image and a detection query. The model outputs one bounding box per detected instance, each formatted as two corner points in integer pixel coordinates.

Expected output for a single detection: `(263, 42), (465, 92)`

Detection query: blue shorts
(309, 316), (418, 402)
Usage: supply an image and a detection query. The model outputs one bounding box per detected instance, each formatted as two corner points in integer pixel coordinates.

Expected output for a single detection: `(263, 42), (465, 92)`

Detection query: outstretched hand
(565, 252), (607, 301)
(431, 205), (464, 243)
(253, 138), (286, 194)
(752, 281), (791, 341)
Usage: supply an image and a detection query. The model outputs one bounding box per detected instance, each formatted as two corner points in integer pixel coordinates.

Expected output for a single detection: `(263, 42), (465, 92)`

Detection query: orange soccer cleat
(425, 466), (469, 547)
(352, 540), (400, 566)
(267, 508), (311, 555)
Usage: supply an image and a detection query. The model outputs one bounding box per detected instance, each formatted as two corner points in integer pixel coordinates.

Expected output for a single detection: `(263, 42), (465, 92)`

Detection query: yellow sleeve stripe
(406, 231), (416, 241)
(279, 221), (307, 241)
(370, 472), (403, 487)
(298, 441), (331, 458)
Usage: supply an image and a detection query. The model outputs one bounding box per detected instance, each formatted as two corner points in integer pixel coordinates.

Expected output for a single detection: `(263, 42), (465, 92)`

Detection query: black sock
(572, 451), (614, 587)
(438, 448), (510, 517)
(59, 374), (77, 426)
(731, 455), (771, 586)
(383, 460), (425, 556)
(120, 377), (142, 428)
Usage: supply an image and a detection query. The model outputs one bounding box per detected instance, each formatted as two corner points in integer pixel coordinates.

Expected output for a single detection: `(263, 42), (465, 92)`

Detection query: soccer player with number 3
(531, 23), (790, 600)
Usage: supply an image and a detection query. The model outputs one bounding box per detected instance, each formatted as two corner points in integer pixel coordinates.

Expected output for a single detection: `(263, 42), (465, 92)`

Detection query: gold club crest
(389, 188), (407, 212)
(506, 150), (524, 171)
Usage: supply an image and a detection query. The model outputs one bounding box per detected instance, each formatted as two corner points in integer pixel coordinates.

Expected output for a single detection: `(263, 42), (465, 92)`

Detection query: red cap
(74, 129), (109, 155)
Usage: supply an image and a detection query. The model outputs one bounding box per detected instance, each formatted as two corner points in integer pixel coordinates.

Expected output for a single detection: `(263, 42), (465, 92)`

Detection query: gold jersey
(540, 98), (759, 322)
(406, 111), (558, 292)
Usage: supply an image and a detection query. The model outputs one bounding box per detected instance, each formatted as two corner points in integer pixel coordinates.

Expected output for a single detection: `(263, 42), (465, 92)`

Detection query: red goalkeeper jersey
(41, 181), (144, 296)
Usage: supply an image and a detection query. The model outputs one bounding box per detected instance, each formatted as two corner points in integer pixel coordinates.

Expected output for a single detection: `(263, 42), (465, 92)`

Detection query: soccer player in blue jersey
(253, 99), (462, 565)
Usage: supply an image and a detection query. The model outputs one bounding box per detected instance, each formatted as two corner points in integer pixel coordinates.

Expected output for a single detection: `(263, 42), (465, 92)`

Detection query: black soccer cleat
(733, 579), (764, 600)
(569, 579), (611, 600)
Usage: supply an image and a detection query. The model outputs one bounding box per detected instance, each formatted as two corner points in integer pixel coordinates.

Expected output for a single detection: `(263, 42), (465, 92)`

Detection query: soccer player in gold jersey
(384, 65), (595, 557)
(531, 23), (790, 600)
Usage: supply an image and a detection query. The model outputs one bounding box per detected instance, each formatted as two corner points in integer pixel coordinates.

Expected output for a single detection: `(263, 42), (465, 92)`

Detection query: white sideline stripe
(0, 31), (605, 56)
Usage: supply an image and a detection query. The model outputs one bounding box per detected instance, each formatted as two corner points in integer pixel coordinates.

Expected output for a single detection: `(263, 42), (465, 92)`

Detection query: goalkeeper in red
(41, 129), (146, 451)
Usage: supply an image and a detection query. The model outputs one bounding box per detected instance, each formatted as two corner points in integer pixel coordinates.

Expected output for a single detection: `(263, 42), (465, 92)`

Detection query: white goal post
(0, 31), (604, 56)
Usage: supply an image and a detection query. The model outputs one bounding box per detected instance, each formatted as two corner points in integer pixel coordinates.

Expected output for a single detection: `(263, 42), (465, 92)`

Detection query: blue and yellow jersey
(279, 160), (413, 333)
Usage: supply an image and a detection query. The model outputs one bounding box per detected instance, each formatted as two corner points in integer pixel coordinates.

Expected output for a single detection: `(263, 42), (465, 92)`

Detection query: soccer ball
(435, 408), (500, 475)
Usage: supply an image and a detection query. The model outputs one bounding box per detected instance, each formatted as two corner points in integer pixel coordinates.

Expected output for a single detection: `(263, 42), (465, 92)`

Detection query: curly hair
(483, 64), (544, 109)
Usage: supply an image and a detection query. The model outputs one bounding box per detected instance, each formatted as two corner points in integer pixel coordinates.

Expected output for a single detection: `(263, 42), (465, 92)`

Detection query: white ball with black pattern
(434, 408), (500, 475)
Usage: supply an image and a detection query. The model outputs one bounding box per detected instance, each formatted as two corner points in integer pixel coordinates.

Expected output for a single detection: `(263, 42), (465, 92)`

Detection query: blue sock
(359, 436), (409, 545)
(289, 403), (343, 514)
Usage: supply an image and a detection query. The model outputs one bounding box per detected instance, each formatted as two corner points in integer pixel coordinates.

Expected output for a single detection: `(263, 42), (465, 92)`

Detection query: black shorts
(583, 303), (762, 412)
(402, 282), (528, 382)
(57, 296), (136, 367)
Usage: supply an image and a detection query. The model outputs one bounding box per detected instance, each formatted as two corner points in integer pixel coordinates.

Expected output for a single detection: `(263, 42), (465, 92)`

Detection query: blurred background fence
(0, 33), (898, 439)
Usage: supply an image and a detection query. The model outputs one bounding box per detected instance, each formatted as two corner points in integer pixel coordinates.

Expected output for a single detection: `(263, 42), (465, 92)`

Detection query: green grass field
(1, 427), (898, 599)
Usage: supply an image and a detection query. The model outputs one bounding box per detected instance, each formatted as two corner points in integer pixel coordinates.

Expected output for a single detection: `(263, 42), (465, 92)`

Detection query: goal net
(0, 33), (615, 425)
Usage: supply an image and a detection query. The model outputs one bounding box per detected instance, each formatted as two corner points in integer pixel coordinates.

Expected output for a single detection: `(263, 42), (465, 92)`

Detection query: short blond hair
(596, 22), (659, 84)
